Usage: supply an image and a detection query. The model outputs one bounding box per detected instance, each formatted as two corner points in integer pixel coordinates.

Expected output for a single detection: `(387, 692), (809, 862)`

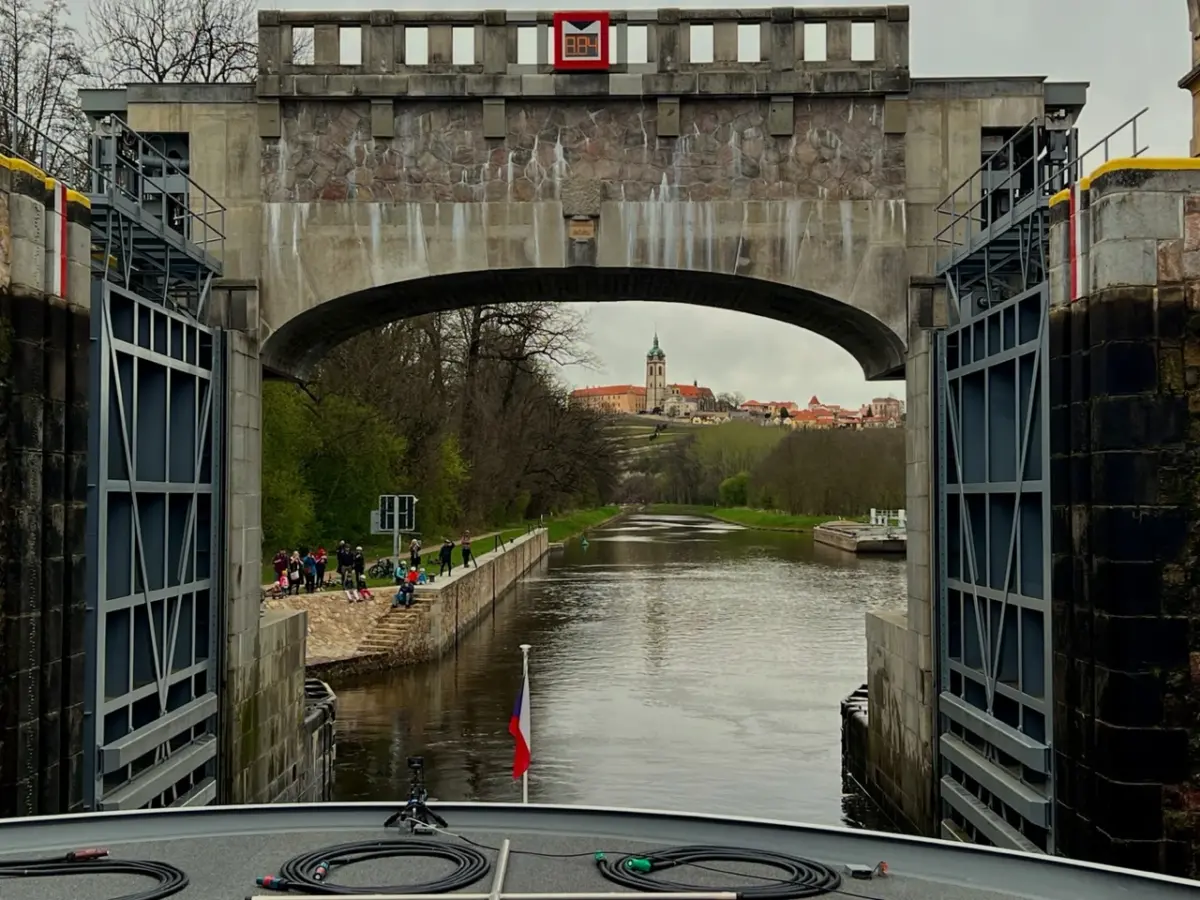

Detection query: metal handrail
(0, 102), (227, 265)
(0, 103), (94, 190)
(933, 107), (1149, 266)
(90, 116), (226, 258)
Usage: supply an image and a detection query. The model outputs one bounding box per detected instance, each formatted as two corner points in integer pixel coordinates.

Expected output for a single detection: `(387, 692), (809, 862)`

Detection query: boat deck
(0, 803), (1195, 900)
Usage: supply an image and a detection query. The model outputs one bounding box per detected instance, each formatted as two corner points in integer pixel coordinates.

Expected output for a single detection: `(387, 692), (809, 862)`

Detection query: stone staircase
(355, 595), (432, 656)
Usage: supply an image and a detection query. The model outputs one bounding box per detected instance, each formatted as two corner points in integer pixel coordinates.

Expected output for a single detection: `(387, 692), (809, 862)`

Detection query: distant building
(664, 380), (717, 417)
(569, 384), (645, 414)
(569, 333), (718, 417)
(735, 394), (903, 430)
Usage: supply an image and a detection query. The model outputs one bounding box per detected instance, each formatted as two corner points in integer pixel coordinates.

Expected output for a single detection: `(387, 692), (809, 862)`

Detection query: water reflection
(330, 514), (905, 828)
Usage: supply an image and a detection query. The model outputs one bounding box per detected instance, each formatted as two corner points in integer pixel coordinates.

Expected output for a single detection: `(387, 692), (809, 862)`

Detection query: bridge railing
(933, 107), (1149, 270)
(257, 6), (909, 78)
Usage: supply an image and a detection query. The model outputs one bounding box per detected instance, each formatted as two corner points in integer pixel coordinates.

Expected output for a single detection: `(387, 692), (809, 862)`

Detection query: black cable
(265, 838), (490, 895)
(445, 835), (881, 900)
(0, 850), (188, 900)
(595, 845), (843, 899)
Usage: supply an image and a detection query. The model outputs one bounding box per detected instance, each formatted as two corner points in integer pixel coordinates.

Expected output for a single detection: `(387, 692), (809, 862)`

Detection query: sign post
(377, 494), (418, 564)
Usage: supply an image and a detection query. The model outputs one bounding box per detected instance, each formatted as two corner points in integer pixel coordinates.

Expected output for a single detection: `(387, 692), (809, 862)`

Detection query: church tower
(645, 333), (667, 412)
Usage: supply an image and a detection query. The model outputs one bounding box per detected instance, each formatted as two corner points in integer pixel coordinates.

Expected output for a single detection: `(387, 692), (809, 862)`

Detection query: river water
(329, 513), (906, 829)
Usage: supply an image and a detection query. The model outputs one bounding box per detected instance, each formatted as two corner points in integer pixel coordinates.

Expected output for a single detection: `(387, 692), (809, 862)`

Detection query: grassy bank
(544, 506), (622, 541)
(644, 504), (848, 533)
(261, 506), (621, 586)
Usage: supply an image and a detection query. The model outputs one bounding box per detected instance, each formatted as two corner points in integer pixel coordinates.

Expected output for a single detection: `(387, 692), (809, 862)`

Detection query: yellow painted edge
(1087, 156), (1200, 183)
(0, 153), (91, 209)
(0, 152), (47, 181)
(44, 177), (92, 209)
(1049, 189), (1071, 208)
(64, 188), (91, 209)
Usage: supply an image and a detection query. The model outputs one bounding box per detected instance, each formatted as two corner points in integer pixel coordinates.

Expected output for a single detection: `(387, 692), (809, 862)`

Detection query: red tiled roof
(669, 383), (714, 398)
(570, 384), (646, 398)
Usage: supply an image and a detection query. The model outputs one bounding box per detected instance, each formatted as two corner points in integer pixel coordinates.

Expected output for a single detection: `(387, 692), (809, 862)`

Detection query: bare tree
(0, 0), (89, 180)
(87, 0), (259, 83)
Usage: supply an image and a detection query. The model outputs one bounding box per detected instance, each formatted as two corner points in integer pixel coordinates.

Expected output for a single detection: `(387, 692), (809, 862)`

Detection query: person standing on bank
(461, 530), (476, 569)
(409, 536), (422, 570)
(315, 546), (328, 589)
(438, 537), (455, 577)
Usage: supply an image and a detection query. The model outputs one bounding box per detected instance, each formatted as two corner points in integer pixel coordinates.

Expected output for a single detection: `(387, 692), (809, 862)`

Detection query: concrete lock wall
(1048, 159), (1200, 877)
(0, 157), (93, 816)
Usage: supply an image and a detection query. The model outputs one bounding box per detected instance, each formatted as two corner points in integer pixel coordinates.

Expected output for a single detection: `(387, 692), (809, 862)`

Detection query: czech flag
(508, 675), (531, 779)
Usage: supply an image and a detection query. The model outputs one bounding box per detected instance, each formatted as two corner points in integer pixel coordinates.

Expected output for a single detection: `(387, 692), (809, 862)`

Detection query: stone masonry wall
(354, 529), (549, 670)
(421, 529), (548, 655)
(1048, 161), (1200, 877)
(236, 609), (306, 803)
(264, 98), (904, 204)
(0, 156), (92, 817)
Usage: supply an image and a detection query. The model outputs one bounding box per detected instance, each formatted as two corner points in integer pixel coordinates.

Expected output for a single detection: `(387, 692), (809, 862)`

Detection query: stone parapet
(1048, 157), (1200, 878)
(0, 154), (92, 816)
(257, 7), (909, 94)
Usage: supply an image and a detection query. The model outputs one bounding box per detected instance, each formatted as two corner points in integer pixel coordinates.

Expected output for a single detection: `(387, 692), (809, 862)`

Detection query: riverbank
(261, 507), (620, 587)
(643, 504), (848, 533)
(265, 529), (550, 676)
(544, 506), (623, 541)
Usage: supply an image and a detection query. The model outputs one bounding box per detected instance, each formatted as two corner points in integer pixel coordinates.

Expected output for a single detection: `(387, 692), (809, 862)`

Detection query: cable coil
(595, 845), (843, 899)
(0, 851), (188, 900)
(269, 838), (490, 895)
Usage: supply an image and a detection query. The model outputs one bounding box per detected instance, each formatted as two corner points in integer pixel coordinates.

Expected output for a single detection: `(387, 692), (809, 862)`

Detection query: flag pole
(520, 643), (531, 805)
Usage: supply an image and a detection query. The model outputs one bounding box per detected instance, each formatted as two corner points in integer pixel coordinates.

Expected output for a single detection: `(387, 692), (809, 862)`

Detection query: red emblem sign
(552, 11), (610, 71)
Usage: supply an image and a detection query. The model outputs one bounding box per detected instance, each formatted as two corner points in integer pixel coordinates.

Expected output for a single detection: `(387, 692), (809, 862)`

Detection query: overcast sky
(271, 0), (1191, 406)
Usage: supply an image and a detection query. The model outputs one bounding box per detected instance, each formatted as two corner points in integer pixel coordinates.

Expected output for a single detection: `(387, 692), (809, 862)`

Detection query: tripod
(384, 756), (448, 834)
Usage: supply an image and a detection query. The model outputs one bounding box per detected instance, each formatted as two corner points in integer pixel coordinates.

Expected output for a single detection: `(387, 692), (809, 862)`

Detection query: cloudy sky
(279, 0), (1190, 406)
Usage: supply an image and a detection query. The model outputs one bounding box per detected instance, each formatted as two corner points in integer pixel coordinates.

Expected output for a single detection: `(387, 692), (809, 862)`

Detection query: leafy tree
(634, 423), (904, 516)
(260, 381), (317, 550)
(718, 471), (749, 507)
(259, 307), (621, 560)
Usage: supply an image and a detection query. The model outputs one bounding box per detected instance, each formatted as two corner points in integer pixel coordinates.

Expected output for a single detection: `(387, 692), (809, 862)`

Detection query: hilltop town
(569, 333), (904, 430)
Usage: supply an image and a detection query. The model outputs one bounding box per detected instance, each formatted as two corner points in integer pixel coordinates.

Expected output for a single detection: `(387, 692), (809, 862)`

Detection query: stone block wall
(0, 157), (93, 817)
(1048, 160), (1200, 878)
(380, 529), (549, 665)
(228, 608), (305, 802)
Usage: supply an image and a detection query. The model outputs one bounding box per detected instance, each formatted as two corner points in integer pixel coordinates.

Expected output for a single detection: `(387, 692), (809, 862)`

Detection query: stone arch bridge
(60, 1), (1114, 846)
(82, 6), (1081, 388)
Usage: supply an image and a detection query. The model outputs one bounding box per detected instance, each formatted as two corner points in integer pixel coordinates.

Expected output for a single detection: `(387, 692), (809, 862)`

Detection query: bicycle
(368, 557), (394, 580)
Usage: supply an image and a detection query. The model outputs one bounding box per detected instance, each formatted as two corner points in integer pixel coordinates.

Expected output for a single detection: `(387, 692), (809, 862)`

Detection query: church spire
(647, 331), (665, 359)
